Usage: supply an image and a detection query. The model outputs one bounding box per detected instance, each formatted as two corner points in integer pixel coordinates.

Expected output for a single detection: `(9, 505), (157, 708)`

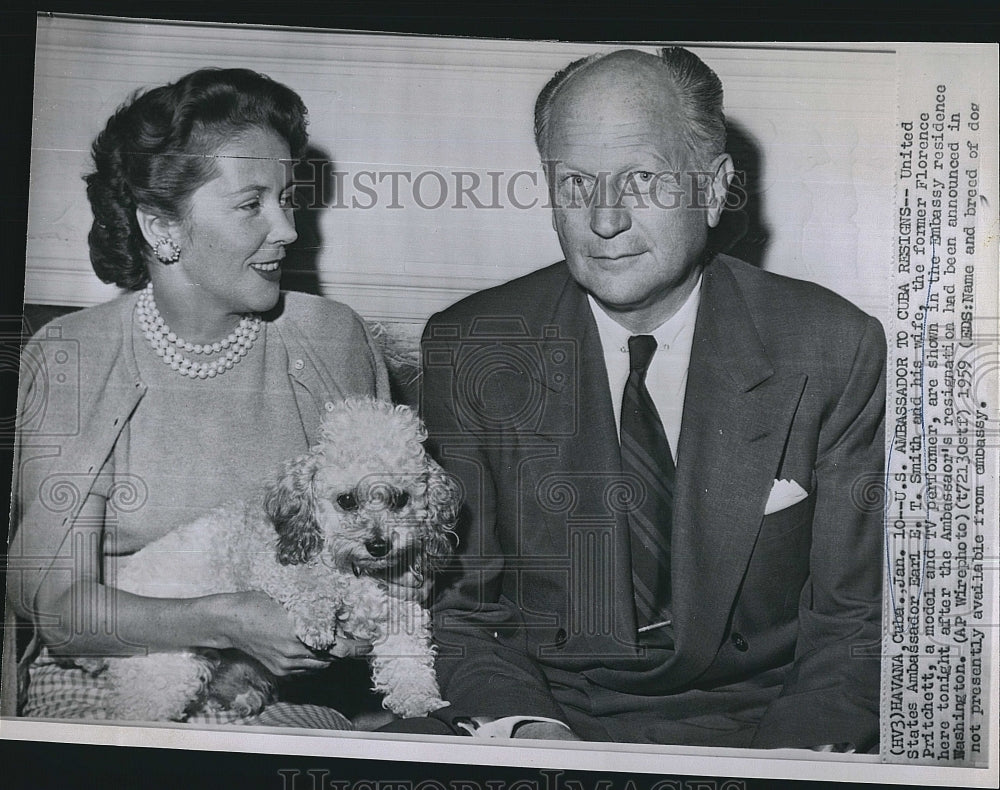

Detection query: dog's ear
(263, 452), (323, 565)
(423, 460), (462, 561)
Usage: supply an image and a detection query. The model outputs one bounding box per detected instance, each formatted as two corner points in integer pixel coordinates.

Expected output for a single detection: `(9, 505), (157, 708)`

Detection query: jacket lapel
(668, 260), (806, 679)
(530, 270), (642, 653)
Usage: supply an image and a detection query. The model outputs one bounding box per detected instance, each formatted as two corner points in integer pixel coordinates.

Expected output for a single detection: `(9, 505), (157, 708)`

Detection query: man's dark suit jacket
(421, 254), (885, 749)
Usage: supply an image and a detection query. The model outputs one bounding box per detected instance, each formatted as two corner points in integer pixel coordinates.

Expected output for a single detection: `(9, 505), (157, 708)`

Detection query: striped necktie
(621, 334), (675, 631)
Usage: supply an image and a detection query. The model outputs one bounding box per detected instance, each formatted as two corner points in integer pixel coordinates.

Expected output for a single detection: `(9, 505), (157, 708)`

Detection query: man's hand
(512, 722), (581, 741)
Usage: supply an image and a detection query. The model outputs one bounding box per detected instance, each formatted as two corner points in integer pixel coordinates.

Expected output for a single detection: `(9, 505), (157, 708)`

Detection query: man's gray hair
(533, 47), (727, 167)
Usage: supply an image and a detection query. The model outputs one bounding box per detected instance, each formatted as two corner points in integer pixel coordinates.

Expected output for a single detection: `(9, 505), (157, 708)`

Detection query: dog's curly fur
(79, 398), (460, 723)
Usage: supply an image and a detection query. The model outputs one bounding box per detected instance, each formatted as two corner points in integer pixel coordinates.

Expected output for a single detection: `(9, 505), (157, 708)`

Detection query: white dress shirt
(587, 275), (702, 458)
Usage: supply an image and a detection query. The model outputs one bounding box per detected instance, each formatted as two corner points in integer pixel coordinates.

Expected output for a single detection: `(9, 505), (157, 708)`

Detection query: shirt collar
(588, 273), (703, 354)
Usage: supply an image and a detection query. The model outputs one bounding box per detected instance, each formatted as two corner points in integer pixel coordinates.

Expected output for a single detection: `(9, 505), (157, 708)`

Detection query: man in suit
(420, 47), (884, 749)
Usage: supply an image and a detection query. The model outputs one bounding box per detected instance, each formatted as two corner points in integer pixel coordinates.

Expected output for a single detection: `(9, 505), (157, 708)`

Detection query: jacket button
(554, 628), (567, 649)
(293, 359), (305, 371)
(731, 632), (748, 651)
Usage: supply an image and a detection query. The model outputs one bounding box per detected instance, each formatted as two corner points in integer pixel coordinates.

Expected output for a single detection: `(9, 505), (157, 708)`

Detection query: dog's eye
(336, 492), (359, 511)
(389, 490), (410, 510)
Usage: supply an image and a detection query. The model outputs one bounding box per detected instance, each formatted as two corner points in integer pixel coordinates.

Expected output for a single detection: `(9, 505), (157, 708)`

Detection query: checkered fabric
(23, 650), (353, 730)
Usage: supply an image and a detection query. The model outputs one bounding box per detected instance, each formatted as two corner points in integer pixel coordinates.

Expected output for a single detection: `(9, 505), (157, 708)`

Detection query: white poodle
(80, 398), (460, 723)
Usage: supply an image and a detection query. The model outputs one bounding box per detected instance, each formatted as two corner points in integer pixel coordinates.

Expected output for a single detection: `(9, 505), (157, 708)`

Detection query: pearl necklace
(137, 284), (261, 379)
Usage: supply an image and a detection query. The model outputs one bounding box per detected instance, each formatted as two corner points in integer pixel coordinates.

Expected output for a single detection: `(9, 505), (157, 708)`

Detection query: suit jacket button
(554, 628), (567, 649)
(731, 632), (748, 651)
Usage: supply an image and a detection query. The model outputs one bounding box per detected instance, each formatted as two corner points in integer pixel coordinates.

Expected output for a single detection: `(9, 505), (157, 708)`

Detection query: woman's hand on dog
(315, 634), (374, 660)
(211, 591), (369, 675)
(380, 569), (434, 605)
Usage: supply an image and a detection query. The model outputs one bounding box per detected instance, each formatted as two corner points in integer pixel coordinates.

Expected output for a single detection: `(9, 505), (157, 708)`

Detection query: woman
(7, 68), (396, 728)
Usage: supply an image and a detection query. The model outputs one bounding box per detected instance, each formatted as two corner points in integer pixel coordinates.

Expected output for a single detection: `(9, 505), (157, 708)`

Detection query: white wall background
(26, 15), (896, 334)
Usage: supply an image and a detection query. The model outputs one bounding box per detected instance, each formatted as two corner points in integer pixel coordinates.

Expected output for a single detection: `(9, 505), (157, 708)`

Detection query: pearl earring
(153, 236), (181, 264)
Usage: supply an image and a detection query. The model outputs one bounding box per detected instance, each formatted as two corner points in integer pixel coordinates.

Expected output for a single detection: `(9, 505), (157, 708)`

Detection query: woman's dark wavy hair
(85, 68), (309, 290)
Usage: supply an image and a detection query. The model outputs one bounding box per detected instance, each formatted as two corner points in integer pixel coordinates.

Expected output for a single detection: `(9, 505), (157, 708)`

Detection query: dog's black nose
(365, 538), (390, 558)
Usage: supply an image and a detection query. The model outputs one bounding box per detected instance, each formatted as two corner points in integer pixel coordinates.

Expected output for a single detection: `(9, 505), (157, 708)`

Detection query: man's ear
(135, 207), (180, 253)
(706, 153), (734, 228)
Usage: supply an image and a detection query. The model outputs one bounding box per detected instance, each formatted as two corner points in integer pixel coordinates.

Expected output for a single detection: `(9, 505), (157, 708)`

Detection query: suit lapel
(669, 260), (806, 678)
(532, 271), (642, 652)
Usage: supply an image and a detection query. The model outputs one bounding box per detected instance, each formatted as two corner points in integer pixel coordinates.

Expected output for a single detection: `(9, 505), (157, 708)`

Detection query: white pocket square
(764, 478), (809, 515)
